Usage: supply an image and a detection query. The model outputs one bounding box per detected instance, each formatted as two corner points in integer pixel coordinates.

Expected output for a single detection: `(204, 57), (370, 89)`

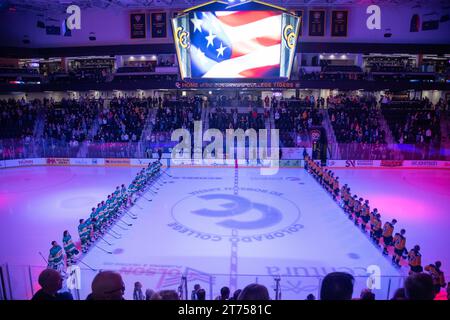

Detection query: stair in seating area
(320, 109), (341, 159)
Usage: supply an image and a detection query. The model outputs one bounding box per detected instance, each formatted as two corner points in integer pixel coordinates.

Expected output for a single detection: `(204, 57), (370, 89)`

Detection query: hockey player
(408, 245), (423, 275)
(62, 230), (79, 266)
(48, 241), (65, 274)
(382, 219), (397, 255)
(392, 229), (406, 267)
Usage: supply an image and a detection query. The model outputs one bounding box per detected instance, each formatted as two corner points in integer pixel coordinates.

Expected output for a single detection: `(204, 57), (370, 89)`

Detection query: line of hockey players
(46, 161), (162, 274)
(304, 155), (446, 292)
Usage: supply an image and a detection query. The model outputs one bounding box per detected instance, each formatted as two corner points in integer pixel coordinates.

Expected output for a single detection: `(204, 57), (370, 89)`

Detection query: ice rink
(0, 165), (449, 300)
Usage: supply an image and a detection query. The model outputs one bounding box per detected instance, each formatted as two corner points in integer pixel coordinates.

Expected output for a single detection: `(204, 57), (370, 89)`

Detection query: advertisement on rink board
(70, 158), (105, 166)
(405, 160), (438, 167)
(3, 158), (45, 168)
(46, 158), (70, 166)
(380, 160), (404, 167)
(131, 158), (161, 166)
(105, 158), (131, 166)
(1, 157), (450, 170)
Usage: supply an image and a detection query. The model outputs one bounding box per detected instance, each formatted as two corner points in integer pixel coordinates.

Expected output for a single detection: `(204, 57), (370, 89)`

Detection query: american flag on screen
(189, 11), (282, 78)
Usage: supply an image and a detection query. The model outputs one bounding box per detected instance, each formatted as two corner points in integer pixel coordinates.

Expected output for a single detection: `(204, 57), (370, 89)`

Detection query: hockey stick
(106, 231), (121, 239)
(115, 224), (128, 231)
(95, 245), (112, 254)
(118, 219), (132, 227)
(38, 251), (48, 264)
(126, 212), (138, 219)
(77, 260), (97, 271)
(142, 195), (152, 202)
(161, 169), (173, 178)
(99, 237), (112, 246)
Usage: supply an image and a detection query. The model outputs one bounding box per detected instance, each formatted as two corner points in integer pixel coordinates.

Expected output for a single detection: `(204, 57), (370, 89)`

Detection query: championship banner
(151, 12), (167, 38)
(308, 10), (325, 37)
(172, 13), (191, 79)
(130, 13), (146, 39)
(280, 12), (301, 79)
(331, 10), (348, 37)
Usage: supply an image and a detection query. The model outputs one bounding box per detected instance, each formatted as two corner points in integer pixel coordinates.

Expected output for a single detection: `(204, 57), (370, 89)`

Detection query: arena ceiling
(1, 0), (448, 13)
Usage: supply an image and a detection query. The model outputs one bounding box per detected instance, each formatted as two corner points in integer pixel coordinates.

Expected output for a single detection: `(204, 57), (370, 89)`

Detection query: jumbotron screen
(172, 10), (300, 80)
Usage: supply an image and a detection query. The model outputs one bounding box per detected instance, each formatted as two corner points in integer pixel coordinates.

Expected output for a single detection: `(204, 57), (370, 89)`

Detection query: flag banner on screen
(172, 10), (299, 79)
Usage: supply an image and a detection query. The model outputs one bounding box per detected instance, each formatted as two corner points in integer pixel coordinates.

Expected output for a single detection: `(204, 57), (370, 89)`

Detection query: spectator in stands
(404, 273), (435, 300)
(238, 284), (270, 300)
(151, 290), (180, 300)
(306, 294), (316, 300)
(391, 288), (406, 300)
(145, 289), (155, 300)
(196, 289), (206, 301)
(191, 283), (201, 300)
(320, 272), (354, 300)
(360, 288), (375, 300)
(229, 289), (242, 301)
(215, 286), (230, 300)
(133, 281), (145, 300)
(31, 268), (72, 300)
(88, 270), (125, 300)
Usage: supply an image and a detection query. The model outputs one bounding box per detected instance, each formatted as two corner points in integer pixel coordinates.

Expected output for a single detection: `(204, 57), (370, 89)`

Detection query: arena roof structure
(0, 0), (447, 12)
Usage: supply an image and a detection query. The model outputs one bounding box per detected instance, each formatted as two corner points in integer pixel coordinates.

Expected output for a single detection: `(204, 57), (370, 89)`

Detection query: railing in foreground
(1, 138), (449, 161)
(0, 264), (405, 301)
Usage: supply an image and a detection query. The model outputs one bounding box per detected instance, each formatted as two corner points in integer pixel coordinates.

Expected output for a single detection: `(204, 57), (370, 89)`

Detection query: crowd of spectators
(272, 96), (323, 147)
(208, 107), (265, 133)
(94, 97), (150, 143)
(44, 98), (101, 145)
(0, 98), (38, 140)
(328, 95), (385, 144)
(153, 98), (202, 133)
(381, 97), (447, 159)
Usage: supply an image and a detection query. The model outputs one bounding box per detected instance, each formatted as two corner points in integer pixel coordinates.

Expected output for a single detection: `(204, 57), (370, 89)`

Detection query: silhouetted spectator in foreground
(151, 290), (179, 300)
(229, 289), (242, 300)
(145, 289), (155, 300)
(391, 288), (406, 300)
(306, 294), (316, 300)
(404, 273), (435, 300)
(32, 269), (73, 300)
(88, 270), (125, 300)
(133, 281), (144, 300)
(196, 289), (206, 300)
(215, 286), (230, 300)
(360, 289), (375, 300)
(320, 272), (354, 300)
(238, 284), (270, 300)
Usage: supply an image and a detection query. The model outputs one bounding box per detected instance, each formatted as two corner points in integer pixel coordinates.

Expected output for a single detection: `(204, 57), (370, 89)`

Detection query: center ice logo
(191, 194), (282, 229)
(169, 188), (303, 242)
